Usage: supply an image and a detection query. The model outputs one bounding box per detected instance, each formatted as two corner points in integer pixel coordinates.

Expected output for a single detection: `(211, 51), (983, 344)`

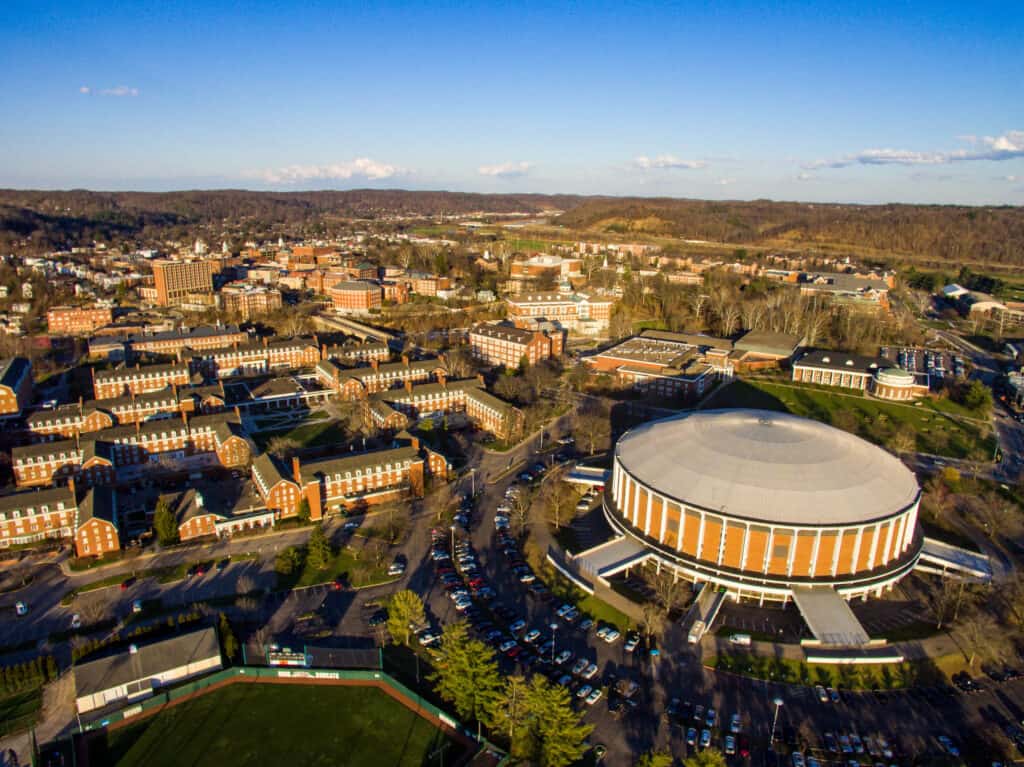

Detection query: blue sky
(0, 0), (1022, 204)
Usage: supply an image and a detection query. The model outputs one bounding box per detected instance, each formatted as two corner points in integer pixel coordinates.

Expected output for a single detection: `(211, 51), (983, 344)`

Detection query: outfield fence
(73, 665), (508, 766)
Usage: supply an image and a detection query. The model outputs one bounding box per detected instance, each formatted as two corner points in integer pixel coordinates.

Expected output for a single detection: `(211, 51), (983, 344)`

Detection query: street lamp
(549, 621), (558, 664)
(769, 696), (784, 746)
(450, 524), (457, 555)
(469, 468), (476, 496)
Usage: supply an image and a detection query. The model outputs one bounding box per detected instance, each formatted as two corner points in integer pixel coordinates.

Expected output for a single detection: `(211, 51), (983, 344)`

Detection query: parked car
(523, 629), (542, 644)
(14, 601), (28, 616)
(815, 684), (829, 703)
(585, 687), (603, 705)
(724, 735), (736, 755)
(70, 613), (81, 629)
(686, 728), (697, 746)
(699, 729), (711, 748)
(555, 650), (573, 666)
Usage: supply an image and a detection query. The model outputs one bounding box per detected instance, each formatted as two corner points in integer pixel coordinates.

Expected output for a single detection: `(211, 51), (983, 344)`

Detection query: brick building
(322, 341), (391, 365)
(327, 280), (383, 313)
(73, 487), (120, 557)
(26, 388), (205, 440)
(0, 358), (33, 417)
(151, 259), (221, 306)
(251, 443), (428, 520)
(220, 282), (283, 319)
(93, 363), (192, 399)
(505, 290), (615, 335)
(366, 377), (525, 441)
(0, 485), (79, 550)
(47, 306), (113, 335)
(468, 323), (563, 369)
(127, 325), (249, 357)
(315, 356), (448, 399)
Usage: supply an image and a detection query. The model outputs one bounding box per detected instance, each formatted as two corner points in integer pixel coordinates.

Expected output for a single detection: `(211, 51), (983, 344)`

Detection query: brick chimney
(292, 456), (302, 485)
(67, 475), (77, 501)
(321, 343), (328, 360)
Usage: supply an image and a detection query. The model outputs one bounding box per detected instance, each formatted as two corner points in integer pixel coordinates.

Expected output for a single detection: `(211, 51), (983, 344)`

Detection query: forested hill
(0, 189), (588, 251)
(1, 188), (1023, 267)
(556, 198), (1024, 267)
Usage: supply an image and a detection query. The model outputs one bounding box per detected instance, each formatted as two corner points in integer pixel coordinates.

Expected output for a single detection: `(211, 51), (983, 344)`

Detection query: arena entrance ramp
(791, 586), (871, 647)
(573, 536), (650, 580)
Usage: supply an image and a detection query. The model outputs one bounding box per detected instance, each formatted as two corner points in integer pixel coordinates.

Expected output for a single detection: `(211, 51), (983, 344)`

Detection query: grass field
(710, 650), (963, 690)
(252, 418), (348, 451)
(704, 379), (995, 461)
(0, 687), (42, 737)
(277, 544), (392, 590)
(101, 683), (461, 767)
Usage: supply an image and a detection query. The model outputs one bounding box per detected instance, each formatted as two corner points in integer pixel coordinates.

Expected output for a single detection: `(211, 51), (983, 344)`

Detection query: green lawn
(279, 545), (392, 590)
(543, 568), (634, 631)
(0, 687), (42, 737)
(102, 683), (461, 767)
(710, 650), (960, 690)
(704, 379), (996, 461)
(61, 572), (134, 605)
(252, 418), (348, 451)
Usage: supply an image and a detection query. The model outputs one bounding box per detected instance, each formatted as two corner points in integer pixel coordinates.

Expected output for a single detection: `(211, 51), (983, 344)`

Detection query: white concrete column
(894, 513), (907, 555)
(808, 529), (822, 578)
(903, 504), (918, 550)
(881, 519), (895, 565)
(763, 526), (775, 574)
(830, 530), (842, 576)
(786, 529), (797, 576)
(644, 491), (653, 536)
(696, 512), (706, 560)
(739, 523), (751, 570)
(631, 479), (641, 527)
(851, 525), (865, 573)
(658, 494), (668, 544)
(867, 522), (881, 570)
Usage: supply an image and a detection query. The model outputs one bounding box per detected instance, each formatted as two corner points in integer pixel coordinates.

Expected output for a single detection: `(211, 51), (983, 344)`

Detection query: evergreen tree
(428, 622), (503, 730)
(153, 497), (178, 545)
(386, 590), (425, 647)
(520, 675), (593, 767)
(306, 523), (332, 571)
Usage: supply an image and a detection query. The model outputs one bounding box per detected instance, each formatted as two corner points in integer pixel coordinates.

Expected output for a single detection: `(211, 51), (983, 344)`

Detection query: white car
(523, 629), (541, 644)
(509, 619), (527, 634)
(602, 628), (621, 644)
(15, 601), (28, 616)
(575, 684), (593, 700)
(387, 562), (406, 576)
(730, 713), (741, 734)
(70, 613), (82, 630)
(581, 663), (599, 680)
(585, 687), (603, 705)
(624, 634), (640, 652)
(555, 650), (573, 665)
(556, 603), (574, 618)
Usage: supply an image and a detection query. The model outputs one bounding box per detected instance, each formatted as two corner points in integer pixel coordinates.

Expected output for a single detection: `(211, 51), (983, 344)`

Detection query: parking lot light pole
(450, 524), (457, 554)
(550, 621), (558, 664)
(769, 696), (784, 746)
(469, 468), (476, 496)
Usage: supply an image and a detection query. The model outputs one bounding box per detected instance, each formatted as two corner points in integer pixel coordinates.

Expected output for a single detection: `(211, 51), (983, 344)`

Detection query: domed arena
(605, 409), (923, 602)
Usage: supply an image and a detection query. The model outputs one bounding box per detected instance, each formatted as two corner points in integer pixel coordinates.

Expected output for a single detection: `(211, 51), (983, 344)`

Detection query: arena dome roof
(614, 409), (919, 526)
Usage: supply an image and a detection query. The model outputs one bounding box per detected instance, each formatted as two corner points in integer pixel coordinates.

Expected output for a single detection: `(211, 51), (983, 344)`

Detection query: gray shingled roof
(74, 627), (220, 698)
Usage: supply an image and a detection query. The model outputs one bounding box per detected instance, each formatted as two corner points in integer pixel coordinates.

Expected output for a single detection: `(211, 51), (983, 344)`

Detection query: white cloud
(478, 161), (533, 178)
(79, 85), (140, 97)
(633, 154), (707, 170)
(251, 158), (405, 185)
(806, 130), (1024, 169)
(715, 178), (735, 186)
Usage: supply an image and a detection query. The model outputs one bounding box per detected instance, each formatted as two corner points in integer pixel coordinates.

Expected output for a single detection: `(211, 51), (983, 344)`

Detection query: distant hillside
(556, 198), (1024, 267)
(1, 188), (1022, 268)
(0, 189), (588, 251)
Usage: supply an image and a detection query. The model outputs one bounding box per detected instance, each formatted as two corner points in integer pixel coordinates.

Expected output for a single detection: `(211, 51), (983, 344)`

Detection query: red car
(120, 577), (134, 590)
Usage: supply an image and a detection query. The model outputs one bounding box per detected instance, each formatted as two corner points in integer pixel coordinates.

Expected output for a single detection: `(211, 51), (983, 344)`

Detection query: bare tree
(640, 601), (663, 643)
(508, 490), (533, 538)
(537, 473), (577, 531)
(957, 608), (1011, 669)
(649, 565), (687, 619)
(267, 436), (301, 460)
(572, 404), (611, 456)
